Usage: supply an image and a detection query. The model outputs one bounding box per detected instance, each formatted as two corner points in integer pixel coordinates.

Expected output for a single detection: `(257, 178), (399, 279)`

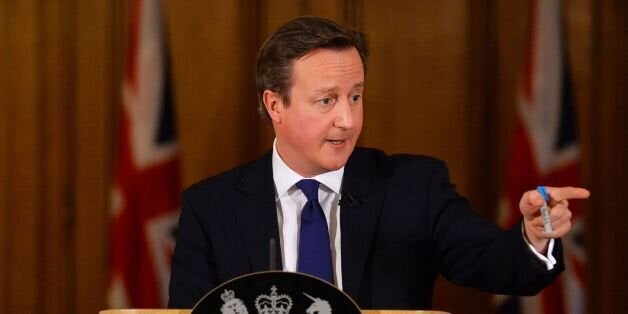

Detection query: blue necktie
(296, 179), (333, 283)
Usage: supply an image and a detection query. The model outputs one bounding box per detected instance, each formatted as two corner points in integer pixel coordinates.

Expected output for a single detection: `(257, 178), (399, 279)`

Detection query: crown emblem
(220, 289), (249, 314)
(254, 285), (293, 314)
(221, 289), (236, 303)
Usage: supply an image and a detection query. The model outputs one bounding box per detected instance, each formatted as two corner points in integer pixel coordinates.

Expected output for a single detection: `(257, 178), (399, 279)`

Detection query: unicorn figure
(303, 292), (332, 314)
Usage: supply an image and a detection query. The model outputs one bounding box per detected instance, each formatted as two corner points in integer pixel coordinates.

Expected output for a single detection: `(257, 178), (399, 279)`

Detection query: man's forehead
(293, 49), (364, 77)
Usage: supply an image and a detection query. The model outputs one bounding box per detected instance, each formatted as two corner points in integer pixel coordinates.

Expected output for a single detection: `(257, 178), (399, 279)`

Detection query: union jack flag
(495, 0), (585, 313)
(107, 0), (181, 308)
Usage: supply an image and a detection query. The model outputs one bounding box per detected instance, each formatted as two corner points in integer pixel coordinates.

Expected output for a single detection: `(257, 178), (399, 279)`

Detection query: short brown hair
(255, 16), (368, 123)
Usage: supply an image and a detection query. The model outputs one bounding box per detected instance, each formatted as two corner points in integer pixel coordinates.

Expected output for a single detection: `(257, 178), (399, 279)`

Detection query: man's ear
(263, 90), (283, 123)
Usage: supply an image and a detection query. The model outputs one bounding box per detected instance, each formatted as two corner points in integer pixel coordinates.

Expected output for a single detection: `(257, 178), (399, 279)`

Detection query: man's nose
(333, 101), (354, 129)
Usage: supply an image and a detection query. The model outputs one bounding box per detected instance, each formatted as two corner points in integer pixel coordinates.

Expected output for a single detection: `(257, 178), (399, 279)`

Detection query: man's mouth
(327, 139), (345, 145)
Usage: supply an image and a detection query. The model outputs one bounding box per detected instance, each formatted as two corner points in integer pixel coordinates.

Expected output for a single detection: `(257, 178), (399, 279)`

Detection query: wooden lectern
(100, 310), (448, 314)
(102, 272), (449, 313)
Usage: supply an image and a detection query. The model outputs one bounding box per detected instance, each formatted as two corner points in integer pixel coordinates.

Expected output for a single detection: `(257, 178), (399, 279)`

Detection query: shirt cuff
(521, 224), (557, 270)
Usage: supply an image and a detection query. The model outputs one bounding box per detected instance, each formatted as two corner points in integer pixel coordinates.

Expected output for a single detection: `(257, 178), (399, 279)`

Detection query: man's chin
(320, 143), (355, 171)
(323, 157), (350, 172)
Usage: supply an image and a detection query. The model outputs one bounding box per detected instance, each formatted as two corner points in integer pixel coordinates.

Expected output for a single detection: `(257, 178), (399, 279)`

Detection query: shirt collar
(272, 139), (344, 198)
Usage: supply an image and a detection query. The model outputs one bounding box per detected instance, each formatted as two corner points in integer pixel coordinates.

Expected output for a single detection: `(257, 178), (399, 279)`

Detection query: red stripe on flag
(541, 277), (565, 313)
(503, 117), (539, 227)
(568, 250), (587, 286)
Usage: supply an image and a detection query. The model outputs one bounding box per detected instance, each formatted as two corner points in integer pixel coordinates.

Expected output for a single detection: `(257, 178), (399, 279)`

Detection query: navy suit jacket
(168, 147), (563, 309)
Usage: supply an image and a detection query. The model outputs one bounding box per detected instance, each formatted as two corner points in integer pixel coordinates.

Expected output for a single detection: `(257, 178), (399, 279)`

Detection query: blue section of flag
(157, 62), (175, 145)
(556, 53), (577, 150)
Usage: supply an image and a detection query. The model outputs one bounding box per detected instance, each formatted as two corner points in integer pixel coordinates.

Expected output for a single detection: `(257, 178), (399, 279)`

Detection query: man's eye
(320, 97), (334, 105)
(351, 95), (361, 103)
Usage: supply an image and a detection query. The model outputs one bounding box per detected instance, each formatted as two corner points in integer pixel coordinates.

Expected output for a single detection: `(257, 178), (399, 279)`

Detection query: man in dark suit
(168, 16), (589, 310)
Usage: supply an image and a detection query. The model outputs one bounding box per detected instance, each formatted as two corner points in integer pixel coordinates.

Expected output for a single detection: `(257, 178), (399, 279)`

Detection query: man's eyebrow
(313, 86), (337, 94)
(313, 82), (364, 94)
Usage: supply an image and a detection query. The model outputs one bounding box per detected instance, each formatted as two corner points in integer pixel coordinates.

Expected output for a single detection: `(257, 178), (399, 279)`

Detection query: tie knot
(296, 179), (320, 202)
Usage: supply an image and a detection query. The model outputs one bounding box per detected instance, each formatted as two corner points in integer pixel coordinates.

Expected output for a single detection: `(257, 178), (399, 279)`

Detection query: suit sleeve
(168, 191), (217, 308)
(426, 160), (564, 295)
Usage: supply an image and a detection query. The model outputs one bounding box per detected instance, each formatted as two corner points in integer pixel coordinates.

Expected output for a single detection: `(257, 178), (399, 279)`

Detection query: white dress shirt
(272, 140), (345, 289)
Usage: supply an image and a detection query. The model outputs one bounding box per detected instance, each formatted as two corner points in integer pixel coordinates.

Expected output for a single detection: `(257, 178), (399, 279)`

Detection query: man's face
(267, 47), (364, 177)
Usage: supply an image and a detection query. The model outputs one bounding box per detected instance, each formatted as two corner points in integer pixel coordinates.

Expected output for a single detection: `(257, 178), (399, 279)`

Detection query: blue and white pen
(536, 186), (553, 234)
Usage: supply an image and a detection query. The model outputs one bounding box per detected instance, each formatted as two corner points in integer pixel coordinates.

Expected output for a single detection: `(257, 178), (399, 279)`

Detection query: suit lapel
(233, 152), (283, 273)
(340, 149), (388, 298)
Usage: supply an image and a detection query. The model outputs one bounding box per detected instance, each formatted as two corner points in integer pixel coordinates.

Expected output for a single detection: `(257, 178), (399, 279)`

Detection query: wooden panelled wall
(0, 0), (625, 313)
(1, 0), (123, 313)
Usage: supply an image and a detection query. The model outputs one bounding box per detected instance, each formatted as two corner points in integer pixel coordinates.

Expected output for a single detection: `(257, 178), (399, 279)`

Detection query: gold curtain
(0, 0), (625, 313)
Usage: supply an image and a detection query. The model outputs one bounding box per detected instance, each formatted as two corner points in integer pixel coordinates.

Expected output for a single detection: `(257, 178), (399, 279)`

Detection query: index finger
(545, 186), (590, 201)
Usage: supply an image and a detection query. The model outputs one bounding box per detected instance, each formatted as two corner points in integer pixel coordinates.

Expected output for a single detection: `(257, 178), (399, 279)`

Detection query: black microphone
(269, 238), (277, 271)
(338, 193), (360, 207)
